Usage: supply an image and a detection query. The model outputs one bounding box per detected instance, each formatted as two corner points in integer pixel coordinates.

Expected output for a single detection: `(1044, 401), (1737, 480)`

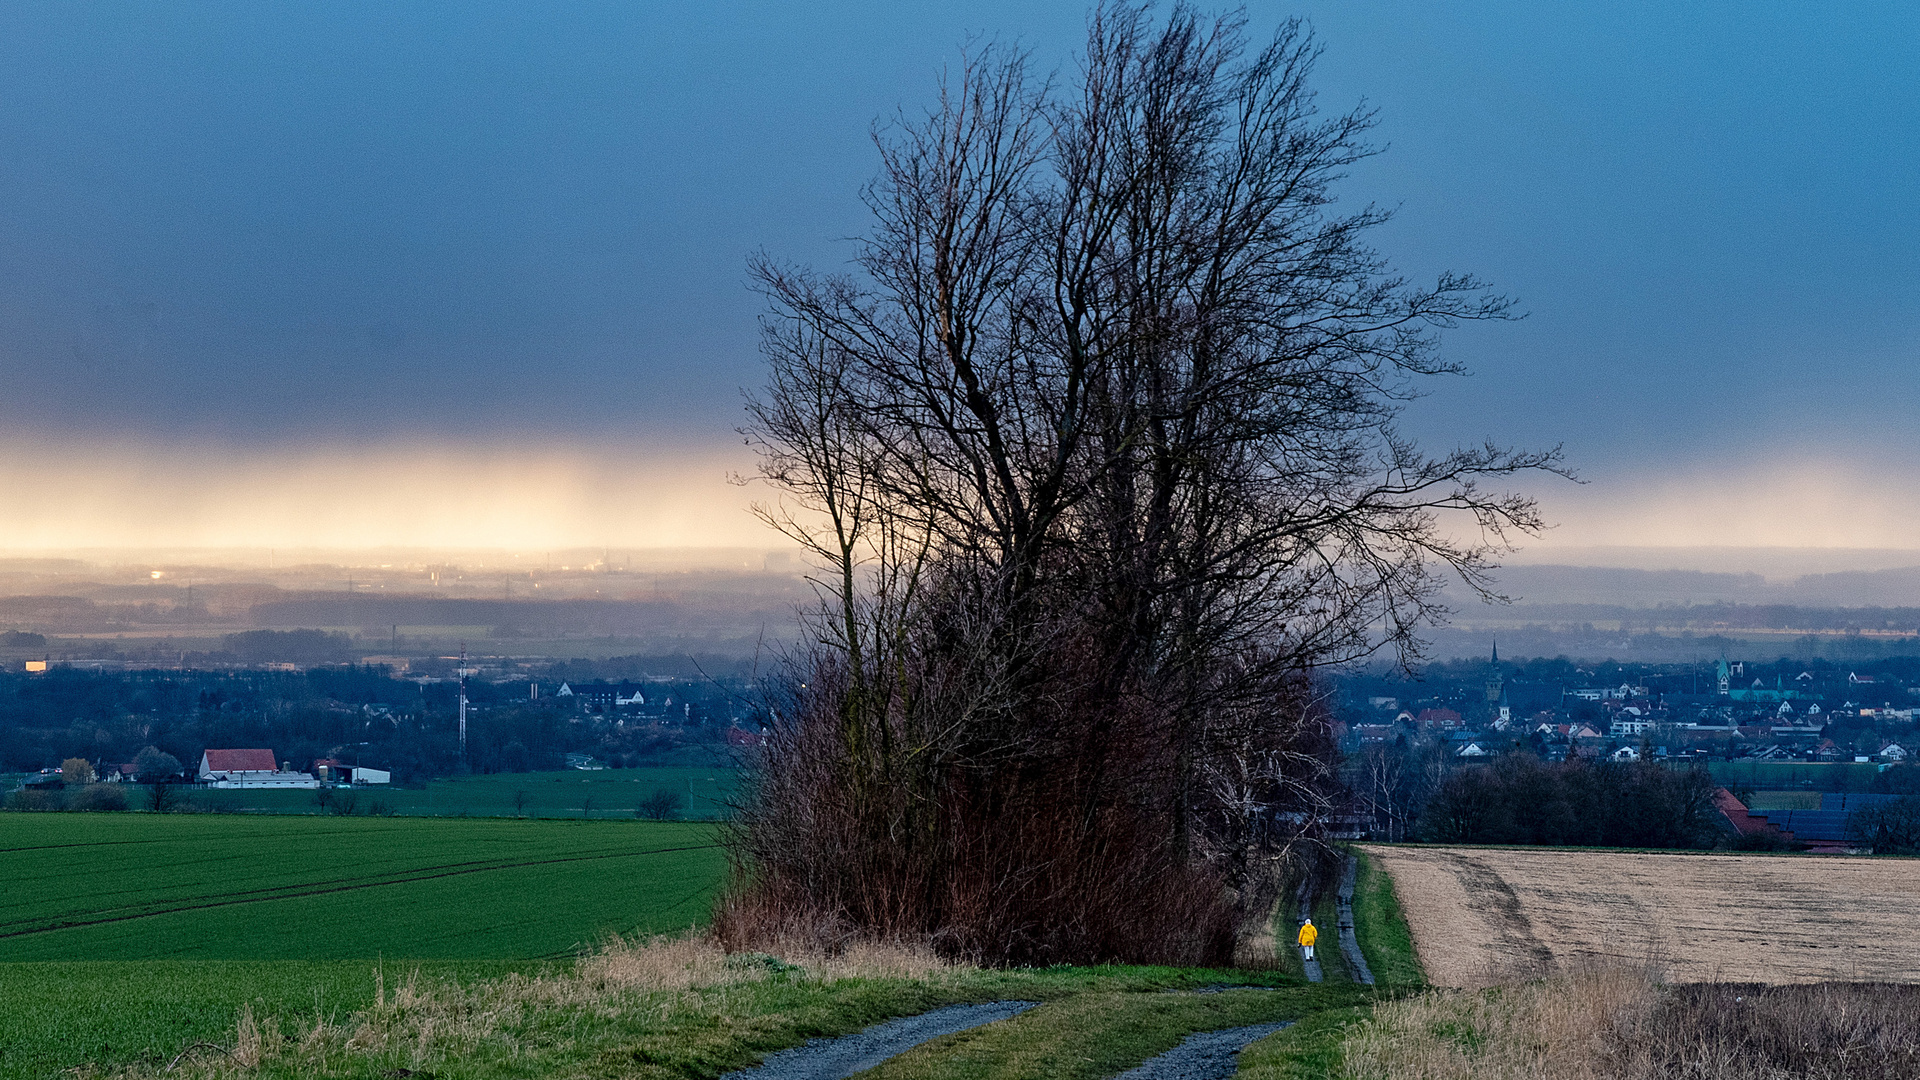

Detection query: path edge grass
(1348, 846), (1425, 987)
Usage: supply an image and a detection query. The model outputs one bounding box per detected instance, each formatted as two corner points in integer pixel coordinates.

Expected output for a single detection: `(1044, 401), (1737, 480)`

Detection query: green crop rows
(0, 959), (529, 1080)
(0, 814), (727, 961)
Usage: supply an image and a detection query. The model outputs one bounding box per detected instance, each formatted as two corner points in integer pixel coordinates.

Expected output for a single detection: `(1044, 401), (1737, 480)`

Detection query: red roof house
(1711, 788), (1795, 846)
(199, 748), (278, 779)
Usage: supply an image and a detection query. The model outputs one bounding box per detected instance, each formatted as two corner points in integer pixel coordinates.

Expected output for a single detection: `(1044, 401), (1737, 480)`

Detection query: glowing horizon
(0, 442), (1913, 578)
(0, 440), (773, 552)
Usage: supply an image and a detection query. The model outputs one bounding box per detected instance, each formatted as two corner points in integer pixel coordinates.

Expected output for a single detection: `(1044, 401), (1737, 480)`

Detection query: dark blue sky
(0, 2), (1914, 547)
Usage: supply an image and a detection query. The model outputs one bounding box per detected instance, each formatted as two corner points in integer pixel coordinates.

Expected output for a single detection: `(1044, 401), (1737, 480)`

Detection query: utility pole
(457, 644), (470, 758)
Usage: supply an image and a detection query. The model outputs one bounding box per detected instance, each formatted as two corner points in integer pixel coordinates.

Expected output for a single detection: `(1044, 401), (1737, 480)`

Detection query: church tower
(1485, 640), (1509, 727)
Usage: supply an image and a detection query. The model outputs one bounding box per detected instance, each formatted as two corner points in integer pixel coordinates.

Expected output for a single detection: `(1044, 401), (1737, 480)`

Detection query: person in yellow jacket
(1297, 918), (1318, 962)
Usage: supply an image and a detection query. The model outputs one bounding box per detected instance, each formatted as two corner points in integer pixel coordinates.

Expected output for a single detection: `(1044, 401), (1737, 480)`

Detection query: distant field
(1363, 845), (1920, 988)
(0, 814), (726, 961)
(1743, 789), (1821, 810)
(183, 767), (741, 818)
(1705, 760), (1885, 790)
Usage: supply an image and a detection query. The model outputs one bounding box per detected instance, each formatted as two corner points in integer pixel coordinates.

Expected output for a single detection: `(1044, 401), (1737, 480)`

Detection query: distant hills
(1458, 562), (1920, 610)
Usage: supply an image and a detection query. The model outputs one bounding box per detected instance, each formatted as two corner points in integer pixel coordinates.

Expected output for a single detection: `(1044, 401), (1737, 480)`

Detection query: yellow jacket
(1297, 922), (1318, 947)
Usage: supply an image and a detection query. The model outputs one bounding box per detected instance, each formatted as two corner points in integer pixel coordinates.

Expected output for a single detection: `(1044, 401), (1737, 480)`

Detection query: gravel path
(1336, 853), (1375, 985)
(1295, 873), (1322, 982)
(717, 1001), (1038, 1080)
(1111, 1021), (1295, 1079)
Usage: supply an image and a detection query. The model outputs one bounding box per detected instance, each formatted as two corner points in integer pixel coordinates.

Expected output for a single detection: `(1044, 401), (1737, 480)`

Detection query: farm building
(1710, 788), (1795, 847)
(198, 748), (318, 789)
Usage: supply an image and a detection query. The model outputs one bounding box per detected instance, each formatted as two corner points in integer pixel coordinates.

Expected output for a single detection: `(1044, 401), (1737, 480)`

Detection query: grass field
(0, 959), (532, 1080)
(1743, 789), (1822, 810)
(180, 767), (741, 818)
(1362, 844), (1920, 988)
(1705, 760), (1885, 791)
(0, 814), (726, 961)
(0, 812), (1433, 1080)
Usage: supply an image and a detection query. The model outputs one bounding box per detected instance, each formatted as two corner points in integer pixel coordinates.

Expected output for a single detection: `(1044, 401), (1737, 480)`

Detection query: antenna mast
(457, 644), (469, 758)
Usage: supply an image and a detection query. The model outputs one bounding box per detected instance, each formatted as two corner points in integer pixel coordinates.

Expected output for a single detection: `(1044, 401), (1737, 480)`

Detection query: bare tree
(730, 2), (1562, 965)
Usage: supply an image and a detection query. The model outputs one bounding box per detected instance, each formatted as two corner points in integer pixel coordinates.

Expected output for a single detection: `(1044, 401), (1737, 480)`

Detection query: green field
(0, 816), (1429, 1080)
(0, 959), (529, 1080)
(1706, 760), (1886, 791)
(1743, 789), (1822, 810)
(181, 767), (742, 818)
(0, 814), (726, 961)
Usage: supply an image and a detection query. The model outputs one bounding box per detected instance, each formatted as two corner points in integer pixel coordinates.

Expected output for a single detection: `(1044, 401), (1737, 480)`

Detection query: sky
(0, 2), (1914, 556)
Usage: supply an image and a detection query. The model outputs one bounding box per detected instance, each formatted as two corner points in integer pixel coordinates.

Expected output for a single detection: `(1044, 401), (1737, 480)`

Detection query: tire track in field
(0, 842), (722, 941)
(1440, 851), (1556, 979)
(0, 838), (699, 931)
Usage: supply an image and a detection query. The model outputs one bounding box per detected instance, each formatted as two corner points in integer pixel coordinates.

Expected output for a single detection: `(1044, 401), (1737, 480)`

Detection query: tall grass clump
(1339, 966), (1920, 1080)
(125, 934), (964, 1080)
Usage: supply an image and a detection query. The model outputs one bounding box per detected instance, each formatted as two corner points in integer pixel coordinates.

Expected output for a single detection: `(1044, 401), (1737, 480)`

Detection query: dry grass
(1361, 845), (1920, 988)
(1339, 967), (1920, 1080)
(1340, 965), (1661, 1080)
(91, 934), (963, 1080)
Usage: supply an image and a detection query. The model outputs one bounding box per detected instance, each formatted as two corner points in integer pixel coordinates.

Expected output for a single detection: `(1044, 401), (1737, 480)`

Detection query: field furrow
(1362, 845), (1920, 988)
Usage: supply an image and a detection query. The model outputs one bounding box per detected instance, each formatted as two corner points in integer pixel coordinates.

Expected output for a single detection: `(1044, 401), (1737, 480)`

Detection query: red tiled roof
(202, 748), (276, 772)
(1712, 788), (1791, 841)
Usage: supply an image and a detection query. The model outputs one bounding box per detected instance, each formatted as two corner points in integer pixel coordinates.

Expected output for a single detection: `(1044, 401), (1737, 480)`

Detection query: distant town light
(150, 570), (163, 579)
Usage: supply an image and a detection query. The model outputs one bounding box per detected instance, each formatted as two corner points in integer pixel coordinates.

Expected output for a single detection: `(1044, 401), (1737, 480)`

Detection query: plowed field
(1360, 845), (1920, 988)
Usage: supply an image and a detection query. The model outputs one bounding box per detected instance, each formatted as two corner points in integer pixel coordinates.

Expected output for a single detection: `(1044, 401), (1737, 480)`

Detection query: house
(1850, 672), (1877, 686)
(199, 748), (318, 789)
(1609, 746), (1640, 762)
(199, 748), (277, 782)
(1454, 741), (1490, 758)
(1878, 742), (1908, 762)
(1415, 707), (1463, 730)
(1610, 708), (1652, 737)
(1710, 788), (1796, 847)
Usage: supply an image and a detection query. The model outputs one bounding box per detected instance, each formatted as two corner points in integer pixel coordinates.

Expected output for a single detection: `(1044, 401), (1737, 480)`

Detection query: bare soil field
(1360, 845), (1920, 988)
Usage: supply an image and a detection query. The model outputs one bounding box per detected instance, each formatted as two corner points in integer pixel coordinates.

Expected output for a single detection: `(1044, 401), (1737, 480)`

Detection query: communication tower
(457, 644), (470, 756)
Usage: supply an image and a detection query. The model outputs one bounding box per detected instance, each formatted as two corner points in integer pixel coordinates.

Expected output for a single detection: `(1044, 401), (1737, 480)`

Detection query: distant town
(1339, 650), (1916, 767)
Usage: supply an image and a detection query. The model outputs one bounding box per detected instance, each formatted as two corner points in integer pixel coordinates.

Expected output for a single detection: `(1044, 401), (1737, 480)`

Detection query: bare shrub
(636, 787), (683, 820)
(69, 783), (128, 812)
(6, 787), (63, 811)
(736, 1), (1556, 968)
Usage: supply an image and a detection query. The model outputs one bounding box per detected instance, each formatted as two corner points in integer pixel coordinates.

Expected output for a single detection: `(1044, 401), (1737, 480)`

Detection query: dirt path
(1294, 872), (1322, 983)
(1111, 1021), (1294, 1080)
(1362, 845), (1920, 988)
(717, 1001), (1038, 1080)
(1334, 854), (1374, 985)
